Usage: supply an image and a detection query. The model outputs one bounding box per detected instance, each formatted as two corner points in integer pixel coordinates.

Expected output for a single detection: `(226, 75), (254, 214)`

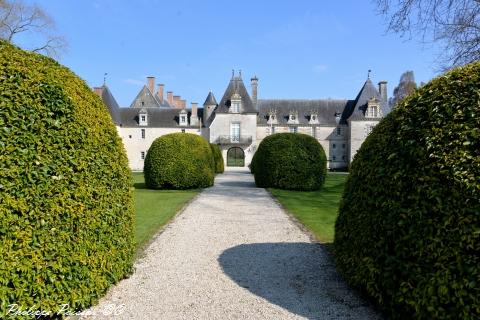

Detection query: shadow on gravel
(218, 242), (380, 320)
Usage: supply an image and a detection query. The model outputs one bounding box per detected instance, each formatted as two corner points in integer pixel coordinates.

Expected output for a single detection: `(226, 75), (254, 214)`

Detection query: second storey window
(230, 122), (240, 142)
(337, 127), (342, 135)
(141, 151), (145, 160)
(289, 126), (298, 133)
(141, 129), (145, 139)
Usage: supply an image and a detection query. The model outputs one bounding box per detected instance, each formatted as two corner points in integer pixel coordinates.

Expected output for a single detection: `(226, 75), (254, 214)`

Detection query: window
(290, 115), (296, 121)
(141, 115), (146, 122)
(342, 143), (346, 149)
(311, 115), (316, 121)
(342, 155), (346, 160)
(367, 106), (378, 117)
(333, 143), (336, 149)
(337, 127), (342, 135)
(311, 127), (315, 137)
(271, 115), (275, 120)
(289, 126), (298, 133)
(141, 151), (145, 160)
(271, 126), (275, 134)
(332, 155), (336, 161)
(141, 129), (145, 139)
(180, 115), (186, 123)
(231, 101), (241, 113)
(181, 129), (185, 133)
(129, 135), (132, 139)
(141, 101), (144, 106)
(230, 123), (240, 142)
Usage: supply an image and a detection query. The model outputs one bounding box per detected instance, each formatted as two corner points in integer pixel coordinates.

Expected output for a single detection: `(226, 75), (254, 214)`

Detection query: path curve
(81, 169), (381, 319)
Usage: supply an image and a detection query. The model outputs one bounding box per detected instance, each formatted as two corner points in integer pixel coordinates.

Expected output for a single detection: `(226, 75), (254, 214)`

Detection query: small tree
(389, 70), (417, 108)
(0, 0), (66, 58)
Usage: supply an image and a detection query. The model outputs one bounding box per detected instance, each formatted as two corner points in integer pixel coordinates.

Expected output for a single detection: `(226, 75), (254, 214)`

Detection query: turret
(203, 91), (217, 124)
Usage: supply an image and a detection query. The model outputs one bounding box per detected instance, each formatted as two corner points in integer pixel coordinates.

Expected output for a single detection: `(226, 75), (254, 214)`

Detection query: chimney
(190, 102), (198, 126)
(157, 84), (164, 103)
(378, 81), (387, 103)
(251, 75), (258, 107)
(173, 95), (181, 108)
(180, 99), (186, 109)
(167, 91), (173, 106)
(147, 76), (155, 94)
(93, 87), (104, 97)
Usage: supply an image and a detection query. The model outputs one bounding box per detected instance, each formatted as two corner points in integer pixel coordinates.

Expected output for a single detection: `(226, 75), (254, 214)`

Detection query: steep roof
(129, 85), (171, 108)
(257, 99), (351, 126)
(203, 91), (218, 106)
(343, 79), (386, 121)
(96, 85), (121, 125)
(117, 107), (203, 128)
(216, 76), (256, 114)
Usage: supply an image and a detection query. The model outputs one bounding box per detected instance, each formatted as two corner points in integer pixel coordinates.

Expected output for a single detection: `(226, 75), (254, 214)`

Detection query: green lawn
(132, 172), (199, 253)
(269, 173), (348, 243)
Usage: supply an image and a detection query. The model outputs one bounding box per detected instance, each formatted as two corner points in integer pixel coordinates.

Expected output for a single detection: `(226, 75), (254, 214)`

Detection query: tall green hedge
(334, 62), (480, 319)
(144, 133), (214, 189)
(210, 143), (224, 173)
(0, 41), (134, 317)
(251, 133), (327, 190)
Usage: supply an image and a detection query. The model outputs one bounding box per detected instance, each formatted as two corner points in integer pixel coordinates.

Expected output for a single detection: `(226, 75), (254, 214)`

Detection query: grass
(269, 173), (348, 243)
(132, 172), (199, 253)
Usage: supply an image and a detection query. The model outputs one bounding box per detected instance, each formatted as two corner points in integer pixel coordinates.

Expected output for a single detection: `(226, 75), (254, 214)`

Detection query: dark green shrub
(144, 133), (214, 189)
(210, 143), (224, 173)
(252, 133), (327, 190)
(0, 41), (134, 316)
(334, 62), (480, 319)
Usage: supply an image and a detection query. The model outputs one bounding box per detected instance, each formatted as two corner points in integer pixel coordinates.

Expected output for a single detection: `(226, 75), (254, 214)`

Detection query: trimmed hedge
(0, 41), (134, 316)
(251, 133), (327, 190)
(144, 133), (214, 189)
(334, 62), (480, 319)
(210, 143), (224, 173)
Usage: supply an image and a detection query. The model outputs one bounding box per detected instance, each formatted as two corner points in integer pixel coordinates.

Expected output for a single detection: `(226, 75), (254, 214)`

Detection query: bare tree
(389, 71), (418, 107)
(375, 0), (480, 68)
(0, 0), (66, 58)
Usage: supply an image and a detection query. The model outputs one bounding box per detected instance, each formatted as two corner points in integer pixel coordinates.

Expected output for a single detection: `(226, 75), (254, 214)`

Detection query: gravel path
(81, 169), (381, 320)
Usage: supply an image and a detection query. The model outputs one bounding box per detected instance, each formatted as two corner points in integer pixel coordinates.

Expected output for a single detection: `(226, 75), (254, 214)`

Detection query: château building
(95, 71), (389, 171)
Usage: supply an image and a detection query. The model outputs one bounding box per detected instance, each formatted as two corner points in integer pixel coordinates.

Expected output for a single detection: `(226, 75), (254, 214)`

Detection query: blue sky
(31, 0), (441, 107)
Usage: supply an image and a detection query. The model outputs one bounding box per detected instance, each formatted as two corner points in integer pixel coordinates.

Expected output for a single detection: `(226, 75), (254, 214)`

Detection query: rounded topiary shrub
(144, 133), (214, 189)
(0, 41), (134, 316)
(210, 143), (224, 173)
(334, 62), (480, 319)
(252, 133), (327, 190)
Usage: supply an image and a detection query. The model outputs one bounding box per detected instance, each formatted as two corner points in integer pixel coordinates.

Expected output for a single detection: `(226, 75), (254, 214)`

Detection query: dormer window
(288, 112), (299, 124)
(268, 111), (278, 125)
(309, 113), (319, 124)
(179, 110), (188, 126)
(366, 99), (380, 118)
(367, 105), (379, 117)
(230, 93), (241, 113)
(139, 110), (148, 126)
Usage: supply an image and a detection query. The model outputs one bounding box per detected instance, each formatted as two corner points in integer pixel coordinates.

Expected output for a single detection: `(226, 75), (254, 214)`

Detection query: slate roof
(97, 85), (121, 125)
(203, 91), (218, 106)
(129, 85), (172, 108)
(215, 76), (256, 114)
(257, 99), (351, 126)
(117, 107), (203, 128)
(343, 79), (388, 121)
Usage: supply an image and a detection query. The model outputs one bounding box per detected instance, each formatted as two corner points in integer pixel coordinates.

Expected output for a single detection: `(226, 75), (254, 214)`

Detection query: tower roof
(203, 91), (218, 106)
(215, 76), (256, 114)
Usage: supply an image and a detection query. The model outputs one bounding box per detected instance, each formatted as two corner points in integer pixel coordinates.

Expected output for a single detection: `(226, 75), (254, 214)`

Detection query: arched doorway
(227, 147), (245, 167)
